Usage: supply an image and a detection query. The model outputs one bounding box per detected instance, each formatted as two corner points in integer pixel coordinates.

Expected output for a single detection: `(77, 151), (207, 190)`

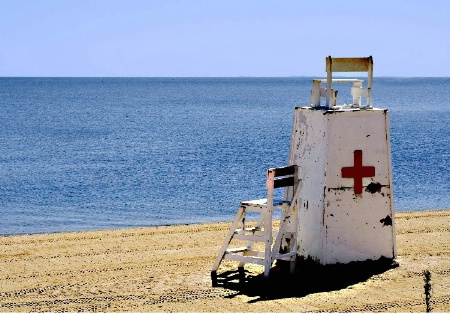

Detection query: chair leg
(263, 194), (274, 279)
(263, 242), (272, 279)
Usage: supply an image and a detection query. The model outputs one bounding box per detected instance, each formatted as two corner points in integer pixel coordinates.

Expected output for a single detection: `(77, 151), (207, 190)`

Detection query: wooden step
(225, 247), (265, 258)
(223, 253), (266, 265)
(274, 251), (296, 260)
(225, 247), (248, 254)
(232, 233), (267, 242)
(234, 229), (264, 237)
(235, 226), (262, 233)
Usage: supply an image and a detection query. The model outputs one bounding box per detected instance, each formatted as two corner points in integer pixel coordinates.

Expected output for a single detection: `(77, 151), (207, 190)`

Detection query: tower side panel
(323, 109), (396, 264)
(289, 108), (328, 263)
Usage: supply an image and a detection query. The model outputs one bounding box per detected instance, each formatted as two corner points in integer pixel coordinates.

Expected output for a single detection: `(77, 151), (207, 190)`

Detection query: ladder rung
(234, 229), (264, 236)
(226, 247), (248, 253)
(225, 247), (265, 258)
(235, 229), (278, 236)
(234, 226), (262, 233)
(274, 203), (290, 209)
(223, 253), (266, 265)
(243, 226), (262, 232)
(240, 204), (266, 212)
(233, 233), (267, 242)
(274, 251), (296, 260)
(243, 250), (265, 258)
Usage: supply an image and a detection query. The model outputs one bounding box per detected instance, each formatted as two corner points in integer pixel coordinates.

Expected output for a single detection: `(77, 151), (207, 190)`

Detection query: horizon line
(1, 75), (449, 79)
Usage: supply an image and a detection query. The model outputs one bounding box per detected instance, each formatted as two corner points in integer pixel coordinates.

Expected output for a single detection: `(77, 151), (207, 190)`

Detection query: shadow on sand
(214, 257), (399, 303)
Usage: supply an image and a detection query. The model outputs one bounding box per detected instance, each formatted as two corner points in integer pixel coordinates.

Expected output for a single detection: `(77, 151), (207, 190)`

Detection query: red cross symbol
(341, 150), (375, 194)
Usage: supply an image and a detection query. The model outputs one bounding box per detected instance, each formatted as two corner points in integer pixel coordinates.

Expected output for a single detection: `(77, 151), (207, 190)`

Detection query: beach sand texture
(1, 210), (449, 312)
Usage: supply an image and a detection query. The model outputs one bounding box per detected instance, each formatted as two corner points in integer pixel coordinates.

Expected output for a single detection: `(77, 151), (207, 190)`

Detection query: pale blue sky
(1, 0), (449, 77)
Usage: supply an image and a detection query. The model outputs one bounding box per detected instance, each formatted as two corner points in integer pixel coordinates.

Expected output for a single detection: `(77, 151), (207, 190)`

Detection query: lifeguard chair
(310, 56), (373, 108)
(211, 56), (396, 286)
(211, 165), (302, 285)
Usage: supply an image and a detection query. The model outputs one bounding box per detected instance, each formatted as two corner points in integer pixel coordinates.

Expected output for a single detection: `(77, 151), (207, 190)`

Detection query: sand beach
(1, 209), (449, 312)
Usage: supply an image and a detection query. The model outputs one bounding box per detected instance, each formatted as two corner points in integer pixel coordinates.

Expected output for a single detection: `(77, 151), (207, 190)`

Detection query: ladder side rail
(263, 169), (275, 278)
(289, 189), (299, 274)
(211, 207), (246, 272)
(270, 180), (302, 262)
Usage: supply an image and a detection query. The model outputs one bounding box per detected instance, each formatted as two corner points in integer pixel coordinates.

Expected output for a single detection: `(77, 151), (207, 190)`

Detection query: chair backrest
(266, 165), (297, 193)
(325, 56), (373, 108)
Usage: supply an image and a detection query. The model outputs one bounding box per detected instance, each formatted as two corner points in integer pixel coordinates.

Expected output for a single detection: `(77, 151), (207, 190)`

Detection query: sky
(1, 0), (449, 77)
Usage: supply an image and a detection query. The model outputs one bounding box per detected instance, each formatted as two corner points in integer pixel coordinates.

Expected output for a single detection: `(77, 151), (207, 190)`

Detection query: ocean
(0, 77), (449, 235)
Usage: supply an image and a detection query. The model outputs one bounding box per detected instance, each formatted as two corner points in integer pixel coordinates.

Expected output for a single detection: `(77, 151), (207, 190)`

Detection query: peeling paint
(380, 215), (392, 226)
(328, 186), (353, 191)
(366, 182), (382, 194)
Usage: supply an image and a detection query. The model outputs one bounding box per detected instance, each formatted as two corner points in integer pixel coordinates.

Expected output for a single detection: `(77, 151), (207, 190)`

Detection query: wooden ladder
(211, 165), (301, 285)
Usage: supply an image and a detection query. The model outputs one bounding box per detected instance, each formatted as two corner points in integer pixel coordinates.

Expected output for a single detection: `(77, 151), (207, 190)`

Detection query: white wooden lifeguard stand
(211, 56), (396, 285)
(290, 56), (396, 265)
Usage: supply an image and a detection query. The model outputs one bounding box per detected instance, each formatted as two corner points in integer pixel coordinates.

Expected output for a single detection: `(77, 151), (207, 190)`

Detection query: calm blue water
(0, 77), (449, 235)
